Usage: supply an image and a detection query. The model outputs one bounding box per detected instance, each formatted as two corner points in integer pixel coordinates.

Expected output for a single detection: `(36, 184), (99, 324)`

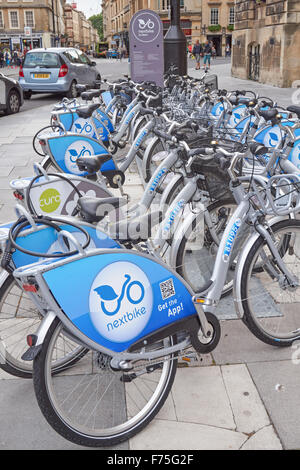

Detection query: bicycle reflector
(27, 335), (38, 348)
(22, 283), (38, 293)
(13, 191), (24, 201)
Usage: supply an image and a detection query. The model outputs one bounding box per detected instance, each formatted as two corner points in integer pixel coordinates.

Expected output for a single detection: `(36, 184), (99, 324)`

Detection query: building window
(0, 11), (3, 28)
(229, 7), (235, 25)
(9, 11), (19, 28)
(210, 8), (219, 25)
(25, 10), (34, 28)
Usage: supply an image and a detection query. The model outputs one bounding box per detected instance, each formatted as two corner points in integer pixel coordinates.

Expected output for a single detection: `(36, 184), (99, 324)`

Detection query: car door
(0, 76), (6, 110)
(63, 49), (85, 84)
(76, 50), (95, 85)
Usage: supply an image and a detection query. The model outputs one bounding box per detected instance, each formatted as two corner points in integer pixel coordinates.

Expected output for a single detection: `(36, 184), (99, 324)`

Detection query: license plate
(33, 73), (50, 79)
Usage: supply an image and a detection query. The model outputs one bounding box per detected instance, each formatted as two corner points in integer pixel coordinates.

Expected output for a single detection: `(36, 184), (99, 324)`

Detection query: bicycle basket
(203, 74), (218, 91)
(266, 174), (300, 216)
(192, 158), (231, 201)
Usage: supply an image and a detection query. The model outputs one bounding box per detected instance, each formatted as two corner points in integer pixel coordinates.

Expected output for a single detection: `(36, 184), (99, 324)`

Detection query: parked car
(107, 49), (119, 59)
(0, 73), (24, 114)
(19, 47), (101, 99)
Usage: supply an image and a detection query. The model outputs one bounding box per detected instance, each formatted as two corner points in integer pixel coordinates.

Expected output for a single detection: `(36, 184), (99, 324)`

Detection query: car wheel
(23, 91), (32, 100)
(6, 90), (21, 114)
(66, 80), (77, 99)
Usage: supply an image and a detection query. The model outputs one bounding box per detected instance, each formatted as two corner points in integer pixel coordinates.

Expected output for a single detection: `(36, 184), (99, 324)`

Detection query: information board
(129, 10), (164, 88)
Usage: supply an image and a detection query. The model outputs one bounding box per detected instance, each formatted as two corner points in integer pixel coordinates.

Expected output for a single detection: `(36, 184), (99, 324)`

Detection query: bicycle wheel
(176, 198), (237, 297)
(143, 137), (168, 185)
(241, 219), (300, 346)
(0, 276), (88, 378)
(33, 317), (177, 447)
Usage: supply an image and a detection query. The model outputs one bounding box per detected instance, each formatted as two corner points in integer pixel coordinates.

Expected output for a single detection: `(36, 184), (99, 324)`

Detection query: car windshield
(23, 52), (61, 69)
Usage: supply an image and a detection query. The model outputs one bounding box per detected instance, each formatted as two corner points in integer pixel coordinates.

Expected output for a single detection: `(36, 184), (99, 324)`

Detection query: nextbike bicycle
(4, 142), (300, 447)
(2, 212), (221, 446)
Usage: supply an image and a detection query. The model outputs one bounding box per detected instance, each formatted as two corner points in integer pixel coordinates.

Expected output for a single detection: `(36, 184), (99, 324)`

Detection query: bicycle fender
(233, 215), (289, 319)
(21, 311), (57, 361)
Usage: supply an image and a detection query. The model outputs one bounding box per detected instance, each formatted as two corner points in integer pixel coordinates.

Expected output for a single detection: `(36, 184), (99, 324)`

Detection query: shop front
(0, 34), (43, 53)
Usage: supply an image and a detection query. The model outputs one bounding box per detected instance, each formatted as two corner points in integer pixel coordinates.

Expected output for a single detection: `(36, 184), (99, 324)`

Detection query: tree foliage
(89, 13), (104, 41)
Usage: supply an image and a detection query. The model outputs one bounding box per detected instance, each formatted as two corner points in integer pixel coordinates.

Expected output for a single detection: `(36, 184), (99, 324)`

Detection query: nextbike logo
(39, 188), (61, 213)
(65, 140), (94, 175)
(132, 12), (161, 43)
(72, 118), (94, 138)
(163, 199), (185, 234)
(138, 18), (155, 29)
(263, 127), (281, 148)
(135, 129), (148, 148)
(223, 219), (241, 261)
(149, 167), (167, 193)
(89, 261), (153, 343)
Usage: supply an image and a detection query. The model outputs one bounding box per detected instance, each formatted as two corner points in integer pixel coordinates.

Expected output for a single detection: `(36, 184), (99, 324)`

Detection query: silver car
(19, 47), (101, 99)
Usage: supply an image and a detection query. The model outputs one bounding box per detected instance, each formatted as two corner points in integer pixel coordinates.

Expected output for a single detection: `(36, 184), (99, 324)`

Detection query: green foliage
(208, 24), (221, 32)
(89, 13), (104, 41)
(227, 24), (234, 31)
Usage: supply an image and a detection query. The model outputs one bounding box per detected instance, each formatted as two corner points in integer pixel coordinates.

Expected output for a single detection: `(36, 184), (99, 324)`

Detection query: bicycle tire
(240, 219), (300, 347)
(33, 317), (177, 447)
(176, 198), (237, 297)
(0, 276), (88, 378)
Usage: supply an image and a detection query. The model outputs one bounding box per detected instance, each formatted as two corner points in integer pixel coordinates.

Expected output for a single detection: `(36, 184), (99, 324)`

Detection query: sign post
(129, 10), (164, 88)
(24, 26), (33, 50)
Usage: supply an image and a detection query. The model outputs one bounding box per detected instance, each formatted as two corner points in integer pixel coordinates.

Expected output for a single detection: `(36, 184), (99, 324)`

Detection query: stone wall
(232, 0), (300, 87)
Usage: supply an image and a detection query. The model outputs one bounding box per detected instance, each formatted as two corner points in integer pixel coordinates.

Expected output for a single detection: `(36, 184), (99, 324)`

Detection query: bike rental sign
(129, 10), (164, 88)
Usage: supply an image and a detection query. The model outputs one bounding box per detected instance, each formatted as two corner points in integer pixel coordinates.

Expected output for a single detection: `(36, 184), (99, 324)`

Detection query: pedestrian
(192, 40), (203, 70)
(4, 51), (10, 67)
(225, 44), (231, 57)
(0, 50), (4, 69)
(203, 40), (212, 71)
(13, 49), (18, 68)
(118, 45), (122, 61)
(212, 45), (216, 60)
(121, 44), (126, 60)
(17, 50), (23, 66)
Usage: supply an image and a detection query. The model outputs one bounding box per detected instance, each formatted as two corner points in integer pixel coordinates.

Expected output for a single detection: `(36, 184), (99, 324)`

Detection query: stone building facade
(232, 0), (300, 87)
(0, 0), (66, 52)
(102, 0), (235, 56)
(63, 3), (99, 51)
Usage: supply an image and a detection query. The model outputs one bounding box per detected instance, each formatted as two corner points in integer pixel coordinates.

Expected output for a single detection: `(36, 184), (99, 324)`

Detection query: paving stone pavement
(0, 67), (299, 450)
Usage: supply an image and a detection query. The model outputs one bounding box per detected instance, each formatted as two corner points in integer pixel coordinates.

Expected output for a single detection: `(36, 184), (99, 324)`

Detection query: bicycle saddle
(76, 84), (88, 93)
(81, 91), (101, 101)
(76, 103), (100, 119)
(249, 143), (269, 155)
(258, 108), (278, 122)
(287, 105), (300, 119)
(78, 196), (127, 223)
(76, 154), (113, 174)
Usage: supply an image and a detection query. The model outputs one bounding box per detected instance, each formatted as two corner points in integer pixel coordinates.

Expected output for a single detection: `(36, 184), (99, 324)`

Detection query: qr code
(160, 278), (176, 300)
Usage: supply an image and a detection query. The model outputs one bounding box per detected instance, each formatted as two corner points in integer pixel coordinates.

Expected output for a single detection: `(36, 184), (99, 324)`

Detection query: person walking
(13, 50), (18, 68)
(225, 44), (231, 57)
(192, 40), (203, 70)
(4, 51), (10, 68)
(203, 40), (212, 71)
(0, 50), (4, 69)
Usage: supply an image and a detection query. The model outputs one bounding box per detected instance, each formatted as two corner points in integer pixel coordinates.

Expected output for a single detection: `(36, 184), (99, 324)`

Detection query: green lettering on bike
(39, 188), (61, 213)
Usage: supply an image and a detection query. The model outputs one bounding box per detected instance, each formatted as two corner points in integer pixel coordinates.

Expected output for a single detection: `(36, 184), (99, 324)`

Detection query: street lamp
(164, 0), (187, 76)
